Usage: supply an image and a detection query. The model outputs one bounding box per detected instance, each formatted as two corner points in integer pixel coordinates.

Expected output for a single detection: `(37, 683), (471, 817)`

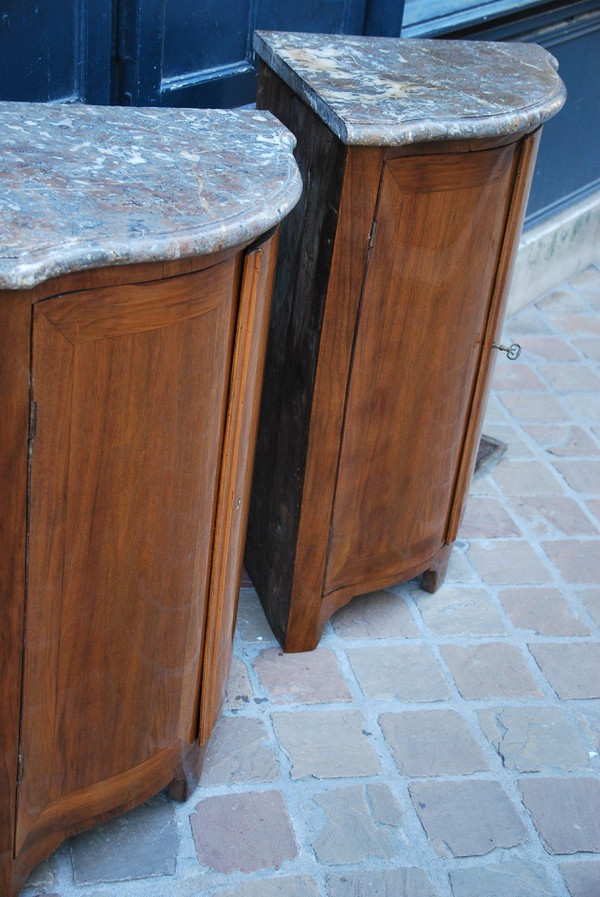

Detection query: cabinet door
(16, 260), (239, 858)
(325, 144), (516, 593)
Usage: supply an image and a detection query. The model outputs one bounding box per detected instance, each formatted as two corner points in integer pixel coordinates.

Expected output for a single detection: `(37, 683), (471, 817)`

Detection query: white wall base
(507, 190), (600, 315)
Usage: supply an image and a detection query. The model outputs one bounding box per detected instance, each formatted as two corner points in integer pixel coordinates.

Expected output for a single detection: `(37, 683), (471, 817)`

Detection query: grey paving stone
(190, 790), (297, 873)
(236, 588), (277, 642)
(253, 647), (352, 703)
(416, 586), (508, 636)
(312, 784), (400, 864)
(519, 777), (600, 854)
(529, 643), (600, 699)
(70, 798), (178, 884)
(449, 858), (559, 897)
(543, 540), (600, 584)
(332, 589), (419, 639)
(219, 875), (321, 897)
(348, 645), (451, 702)
(379, 709), (488, 776)
(272, 709), (380, 779)
(200, 716), (278, 785)
(22, 859), (54, 890)
(499, 587), (590, 636)
(409, 780), (528, 857)
(581, 587), (600, 627)
(223, 656), (254, 710)
(459, 496), (522, 538)
(326, 868), (440, 897)
(441, 643), (543, 699)
(559, 860), (600, 897)
(478, 707), (590, 772)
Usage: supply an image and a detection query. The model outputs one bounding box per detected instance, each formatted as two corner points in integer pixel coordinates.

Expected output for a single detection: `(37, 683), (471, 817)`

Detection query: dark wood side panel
(244, 65), (347, 644)
(324, 144), (517, 594)
(0, 290), (31, 897)
(16, 260), (239, 858)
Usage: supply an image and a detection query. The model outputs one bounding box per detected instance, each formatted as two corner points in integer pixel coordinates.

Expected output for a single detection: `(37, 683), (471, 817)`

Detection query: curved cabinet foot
(421, 545), (452, 593)
(167, 743), (207, 803)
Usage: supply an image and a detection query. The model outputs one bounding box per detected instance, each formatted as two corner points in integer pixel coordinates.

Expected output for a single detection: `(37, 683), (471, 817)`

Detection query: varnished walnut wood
(246, 67), (543, 653)
(1, 234), (279, 896)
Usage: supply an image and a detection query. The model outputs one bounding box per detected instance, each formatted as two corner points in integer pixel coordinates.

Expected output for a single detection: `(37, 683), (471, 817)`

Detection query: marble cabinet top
(0, 104), (302, 290)
(254, 31), (566, 147)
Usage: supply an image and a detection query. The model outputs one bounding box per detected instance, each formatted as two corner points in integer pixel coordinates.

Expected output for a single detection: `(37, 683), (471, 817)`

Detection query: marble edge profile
(0, 125), (302, 292)
(253, 30), (567, 147)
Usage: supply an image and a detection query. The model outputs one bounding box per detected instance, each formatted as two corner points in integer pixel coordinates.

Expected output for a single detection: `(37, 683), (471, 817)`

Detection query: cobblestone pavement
(23, 262), (600, 897)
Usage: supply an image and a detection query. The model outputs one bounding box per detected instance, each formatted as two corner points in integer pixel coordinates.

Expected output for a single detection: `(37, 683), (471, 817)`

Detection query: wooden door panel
(16, 261), (239, 853)
(324, 145), (516, 593)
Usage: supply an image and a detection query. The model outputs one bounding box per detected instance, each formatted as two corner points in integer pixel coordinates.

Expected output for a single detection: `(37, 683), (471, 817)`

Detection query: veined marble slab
(254, 31), (566, 147)
(0, 104), (302, 290)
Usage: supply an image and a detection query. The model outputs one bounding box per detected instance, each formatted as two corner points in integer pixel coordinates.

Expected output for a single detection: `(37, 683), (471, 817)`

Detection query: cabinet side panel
(325, 144), (516, 593)
(199, 232), (278, 745)
(16, 263), (238, 855)
(0, 291), (31, 895)
(244, 65), (346, 644)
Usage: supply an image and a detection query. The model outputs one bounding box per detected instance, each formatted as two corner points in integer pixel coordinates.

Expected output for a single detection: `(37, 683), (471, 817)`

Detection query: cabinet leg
(167, 743), (207, 802)
(421, 545), (452, 593)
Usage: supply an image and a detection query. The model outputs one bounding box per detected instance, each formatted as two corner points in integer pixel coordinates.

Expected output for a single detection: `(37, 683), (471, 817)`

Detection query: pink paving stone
(580, 587), (600, 626)
(190, 791), (297, 873)
(331, 588), (419, 639)
(467, 540), (551, 585)
(499, 587), (590, 636)
(441, 643), (543, 699)
(539, 363), (600, 392)
(498, 392), (569, 423)
(492, 459), (565, 496)
(513, 335), (579, 362)
(529, 643), (600, 699)
(552, 459), (600, 495)
(509, 496), (598, 537)
(523, 425), (600, 456)
(570, 263), (600, 293)
(536, 287), (589, 313)
(458, 496), (521, 538)
(549, 313), (600, 336)
(519, 777), (600, 854)
(491, 363), (546, 391)
(542, 540), (600, 583)
(253, 647), (352, 703)
(586, 499), (600, 524)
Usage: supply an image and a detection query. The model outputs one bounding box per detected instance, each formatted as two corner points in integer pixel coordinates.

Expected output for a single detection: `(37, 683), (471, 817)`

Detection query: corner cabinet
(245, 31), (566, 652)
(0, 104), (301, 897)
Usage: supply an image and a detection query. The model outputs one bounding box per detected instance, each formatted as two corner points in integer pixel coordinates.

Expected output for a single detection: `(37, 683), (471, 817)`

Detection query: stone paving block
(580, 587), (600, 627)
(492, 459), (566, 496)
(466, 540), (551, 585)
(587, 499), (600, 525)
(519, 777), (600, 854)
(271, 709), (380, 779)
(529, 643), (600, 699)
(550, 313), (600, 336)
(444, 544), (480, 582)
(379, 709), (487, 776)
(553, 460), (600, 495)
(508, 306), (552, 335)
(542, 363), (600, 391)
(575, 337), (600, 361)
(523, 425), (600, 457)
(559, 860), (600, 897)
(498, 392), (570, 423)
(326, 868), (440, 897)
(491, 362), (546, 390)
(482, 423), (533, 459)
(312, 784), (400, 864)
(571, 264), (600, 294)
(219, 875), (320, 897)
(190, 791), (297, 873)
(23, 859), (54, 891)
(449, 858), (559, 897)
(331, 589), (419, 639)
(566, 393), (600, 425)
(441, 643), (543, 699)
(409, 780), (527, 857)
(223, 656), (254, 711)
(200, 717), (278, 785)
(514, 335), (580, 362)
(478, 706), (590, 771)
(70, 798), (178, 884)
(509, 496), (598, 537)
(459, 497), (521, 539)
(253, 647), (352, 703)
(537, 287), (589, 313)
(347, 645), (451, 702)
(415, 586), (508, 636)
(499, 587), (590, 636)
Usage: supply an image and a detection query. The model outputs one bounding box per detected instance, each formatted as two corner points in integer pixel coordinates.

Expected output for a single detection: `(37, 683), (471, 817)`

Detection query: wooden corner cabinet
(0, 103), (300, 896)
(245, 32), (566, 652)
